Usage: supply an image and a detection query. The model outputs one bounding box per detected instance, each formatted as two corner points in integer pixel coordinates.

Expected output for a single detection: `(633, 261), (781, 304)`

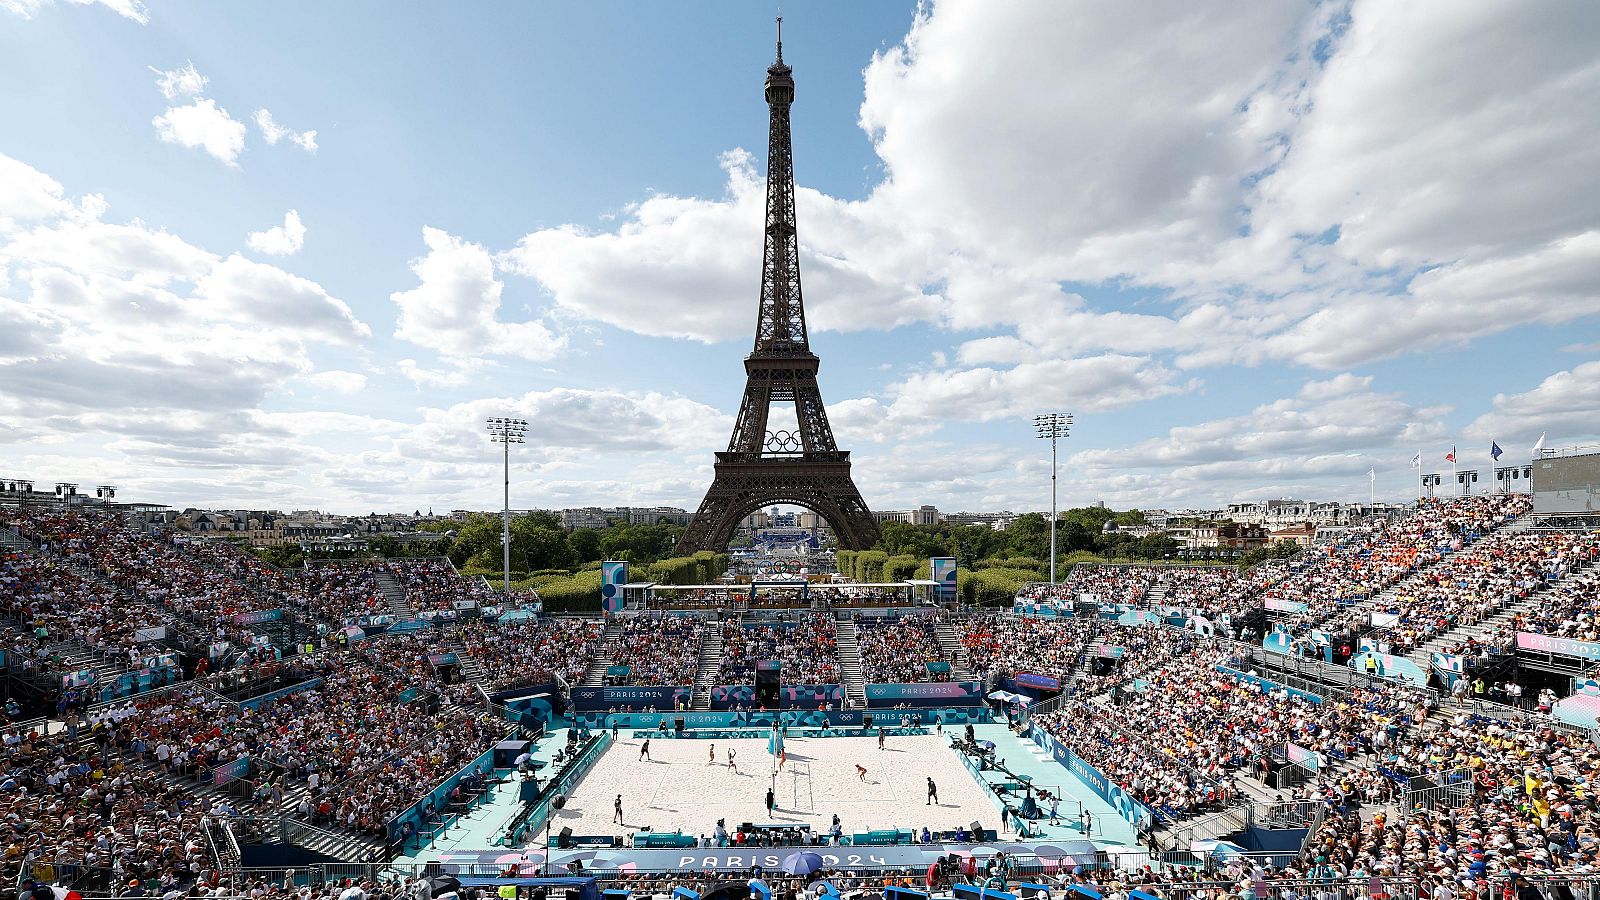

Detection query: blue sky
(2, 0), (1598, 516)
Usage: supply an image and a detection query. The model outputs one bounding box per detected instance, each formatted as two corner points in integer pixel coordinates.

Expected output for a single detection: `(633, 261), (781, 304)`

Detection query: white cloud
(150, 62), (207, 100)
(887, 355), (1197, 423)
(1072, 373), (1445, 473)
(392, 227), (566, 362)
(396, 358), (488, 390)
(492, 0), (1600, 378)
(2, 0), (148, 23)
(416, 388), (729, 458)
(1465, 361), (1600, 449)
(254, 109), (318, 153)
(0, 153), (369, 419)
(194, 254), (369, 344)
(152, 99), (247, 167)
(828, 397), (929, 445)
(859, 2), (1311, 284)
(304, 370), (368, 395)
(500, 150), (942, 343)
(246, 209), (306, 256)
(0, 154), (72, 226)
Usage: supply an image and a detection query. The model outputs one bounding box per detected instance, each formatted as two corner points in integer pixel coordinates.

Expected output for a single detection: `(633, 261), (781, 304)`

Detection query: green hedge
(836, 550), (857, 581)
(884, 554), (921, 582)
(854, 550), (889, 582)
(643, 552), (730, 585)
(958, 567), (1036, 606)
(528, 569), (603, 612)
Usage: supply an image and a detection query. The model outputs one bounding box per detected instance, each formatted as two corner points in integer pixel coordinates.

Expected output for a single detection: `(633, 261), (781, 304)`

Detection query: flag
(1445, 446), (1456, 464)
(1368, 466), (1375, 479)
(1409, 452), (1421, 469)
(1491, 441), (1503, 461)
(1533, 432), (1547, 455)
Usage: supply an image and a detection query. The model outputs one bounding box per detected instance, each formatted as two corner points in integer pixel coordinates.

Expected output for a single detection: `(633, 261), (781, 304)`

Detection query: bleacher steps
(691, 622), (725, 711)
(582, 619), (623, 687)
(1411, 546), (1598, 663)
(834, 612), (866, 707)
(374, 570), (415, 620)
(933, 621), (977, 681)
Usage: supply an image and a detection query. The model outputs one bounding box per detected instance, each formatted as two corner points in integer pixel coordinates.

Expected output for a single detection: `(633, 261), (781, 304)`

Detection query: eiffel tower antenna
(676, 25), (879, 553)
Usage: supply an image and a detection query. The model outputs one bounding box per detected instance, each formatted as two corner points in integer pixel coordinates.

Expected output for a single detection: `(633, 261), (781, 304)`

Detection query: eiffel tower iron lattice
(675, 22), (880, 554)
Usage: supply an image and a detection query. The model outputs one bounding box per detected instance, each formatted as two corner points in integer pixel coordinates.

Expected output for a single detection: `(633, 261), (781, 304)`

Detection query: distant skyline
(2, 1), (1598, 516)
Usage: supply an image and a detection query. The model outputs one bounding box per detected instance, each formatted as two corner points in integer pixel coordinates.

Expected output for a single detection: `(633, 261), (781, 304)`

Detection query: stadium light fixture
(485, 417), (529, 594)
(1033, 413), (1072, 584)
(55, 482), (79, 512)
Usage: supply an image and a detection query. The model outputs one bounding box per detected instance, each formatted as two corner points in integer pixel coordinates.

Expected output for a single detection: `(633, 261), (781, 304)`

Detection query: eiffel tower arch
(675, 22), (880, 554)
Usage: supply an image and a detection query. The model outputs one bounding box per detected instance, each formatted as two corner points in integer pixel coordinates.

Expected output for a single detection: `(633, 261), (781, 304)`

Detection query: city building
(871, 505), (941, 526)
(943, 510), (1020, 530)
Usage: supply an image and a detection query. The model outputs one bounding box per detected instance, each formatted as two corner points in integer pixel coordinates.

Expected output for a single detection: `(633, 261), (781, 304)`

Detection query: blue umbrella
(782, 851), (825, 876)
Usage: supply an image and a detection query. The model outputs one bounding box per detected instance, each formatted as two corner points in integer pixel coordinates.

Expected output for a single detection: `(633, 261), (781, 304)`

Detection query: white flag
(1533, 432), (1547, 455)
(1409, 452), (1421, 469)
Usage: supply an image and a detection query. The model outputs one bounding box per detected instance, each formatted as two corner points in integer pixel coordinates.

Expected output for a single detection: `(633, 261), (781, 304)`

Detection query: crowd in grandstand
(962, 613), (1098, 682)
(0, 549), (173, 677)
(9, 493), (1600, 889)
(457, 617), (604, 690)
(1369, 530), (1600, 654)
(1259, 495), (1532, 637)
(1027, 621), (1452, 824)
(104, 659), (501, 838)
(0, 721), (234, 897)
(720, 614), (839, 683)
(1301, 705), (1600, 879)
(345, 630), (482, 709)
(296, 563), (386, 623)
(856, 617), (946, 683)
(11, 513), (279, 641)
(386, 560), (491, 614)
(606, 615), (705, 686)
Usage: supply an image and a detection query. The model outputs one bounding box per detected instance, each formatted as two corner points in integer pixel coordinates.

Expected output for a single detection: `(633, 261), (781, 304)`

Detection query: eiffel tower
(675, 22), (880, 553)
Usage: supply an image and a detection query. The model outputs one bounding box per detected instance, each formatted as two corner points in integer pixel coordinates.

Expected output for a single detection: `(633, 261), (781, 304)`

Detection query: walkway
(967, 723), (1140, 850)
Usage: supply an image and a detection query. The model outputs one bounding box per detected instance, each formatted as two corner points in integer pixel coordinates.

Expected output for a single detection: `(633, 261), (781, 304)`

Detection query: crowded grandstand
(2, 495), (1599, 900)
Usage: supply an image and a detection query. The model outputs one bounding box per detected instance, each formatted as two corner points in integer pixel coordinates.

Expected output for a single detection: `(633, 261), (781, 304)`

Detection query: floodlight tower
(1033, 413), (1072, 584)
(485, 417), (528, 594)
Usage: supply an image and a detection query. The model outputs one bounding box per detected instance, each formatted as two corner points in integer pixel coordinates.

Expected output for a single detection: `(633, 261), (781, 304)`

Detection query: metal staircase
(582, 619), (624, 687)
(1412, 538), (1599, 662)
(374, 569), (415, 620)
(1368, 515), (1536, 620)
(933, 621), (977, 681)
(452, 635), (491, 692)
(1141, 579), (1169, 606)
(279, 816), (388, 863)
(834, 611), (865, 707)
(0, 525), (32, 552)
(691, 622), (727, 710)
(56, 638), (133, 686)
